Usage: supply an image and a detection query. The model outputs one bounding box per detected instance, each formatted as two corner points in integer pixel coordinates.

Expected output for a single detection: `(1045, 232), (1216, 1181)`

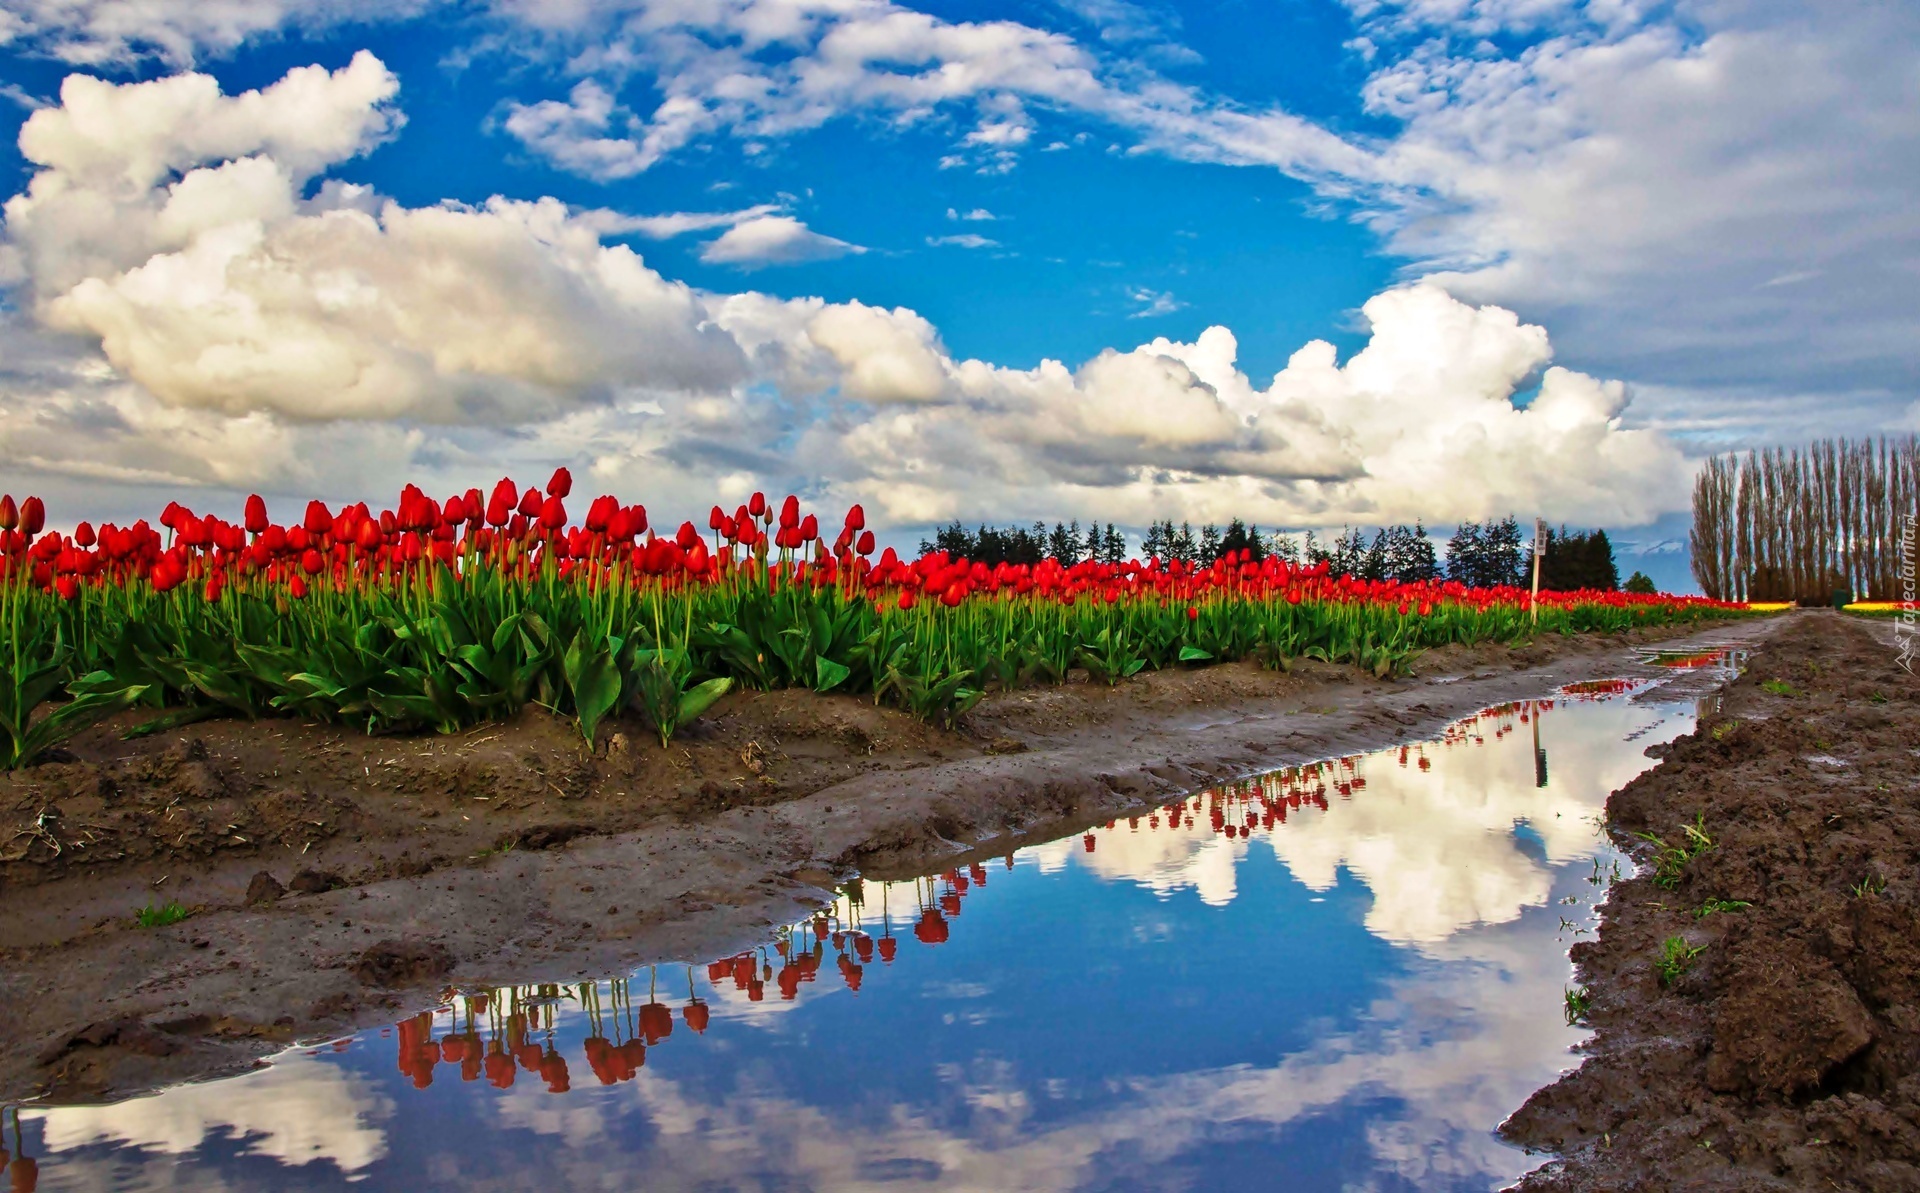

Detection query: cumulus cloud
(1344, 0), (1920, 433)
(697, 214), (865, 267)
(0, 55), (1684, 538)
(3, 55), (747, 424)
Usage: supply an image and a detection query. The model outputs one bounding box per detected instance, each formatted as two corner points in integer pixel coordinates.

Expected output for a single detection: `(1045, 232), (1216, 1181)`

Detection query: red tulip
(20, 496), (45, 536)
(244, 494), (269, 534)
(538, 495), (567, 530)
(748, 491), (767, 518)
(856, 530), (875, 555)
(546, 467), (572, 498)
(54, 575), (78, 601)
(0, 495), (14, 531)
(778, 495), (799, 529)
(516, 485), (543, 518)
(675, 521), (699, 551)
(73, 521), (95, 547)
(845, 503), (865, 531)
(303, 500), (331, 535)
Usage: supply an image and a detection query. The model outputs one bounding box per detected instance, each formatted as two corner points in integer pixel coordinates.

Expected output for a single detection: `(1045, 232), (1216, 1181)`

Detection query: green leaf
(676, 676), (733, 725)
(813, 656), (851, 693)
(1177, 646), (1214, 663)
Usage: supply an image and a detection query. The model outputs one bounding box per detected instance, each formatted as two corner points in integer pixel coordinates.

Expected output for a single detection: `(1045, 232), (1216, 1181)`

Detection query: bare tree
(1690, 436), (1919, 602)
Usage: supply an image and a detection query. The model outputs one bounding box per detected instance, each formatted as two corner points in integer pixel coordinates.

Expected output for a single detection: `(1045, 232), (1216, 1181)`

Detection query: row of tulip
(0, 475), (1756, 767)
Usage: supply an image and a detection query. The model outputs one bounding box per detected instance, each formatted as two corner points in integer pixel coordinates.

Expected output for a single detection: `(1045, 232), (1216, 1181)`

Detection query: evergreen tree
(1447, 521), (1484, 586)
(1304, 530), (1329, 569)
(1589, 529), (1620, 591)
(1485, 516), (1525, 587)
(1199, 523), (1222, 565)
(1084, 521), (1103, 562)
(1270, 531), (1301, 564)
(1362, 529), (1390, 582)
(1397, 522), (1439, 582)
(1625, 570), (1657, 594)
(1048, 521), (1077, 562)
(1329, 526), (1368, 578)
(1218, 519), (1265, 561)
(1102, 523), (1127, 563)
(1067, 519), (1084, 561)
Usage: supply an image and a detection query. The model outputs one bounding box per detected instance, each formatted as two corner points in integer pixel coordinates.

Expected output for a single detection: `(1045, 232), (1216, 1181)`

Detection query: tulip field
(0, 472), (1752, 768)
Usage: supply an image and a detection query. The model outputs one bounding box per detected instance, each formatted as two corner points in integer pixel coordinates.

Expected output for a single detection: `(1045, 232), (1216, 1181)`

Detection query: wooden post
(1531, 517), (1545, 624)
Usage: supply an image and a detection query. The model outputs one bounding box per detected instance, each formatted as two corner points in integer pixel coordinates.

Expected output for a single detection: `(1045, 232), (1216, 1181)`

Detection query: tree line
(922, 514), (1625, 591)
(1690, 435), (1919, 602)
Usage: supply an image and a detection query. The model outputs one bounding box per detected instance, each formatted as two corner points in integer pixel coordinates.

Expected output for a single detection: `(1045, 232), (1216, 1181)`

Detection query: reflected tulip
(878, 937), (898, 962)
(684, 1001), (710, 1033)
(640, 1002), (675, 1043)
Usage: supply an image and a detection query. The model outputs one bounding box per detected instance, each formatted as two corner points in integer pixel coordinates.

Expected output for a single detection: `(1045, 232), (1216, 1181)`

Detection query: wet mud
(0, 619), (1759, 1108)
(1506, 612), (1920, 1192)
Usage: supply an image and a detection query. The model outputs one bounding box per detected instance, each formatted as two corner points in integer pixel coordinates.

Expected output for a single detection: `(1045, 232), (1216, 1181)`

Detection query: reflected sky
(9, 683), (1697, 1193)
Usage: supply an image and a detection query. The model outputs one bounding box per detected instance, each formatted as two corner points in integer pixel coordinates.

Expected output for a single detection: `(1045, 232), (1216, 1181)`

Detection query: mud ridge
(1505, 612), (1920, 1192)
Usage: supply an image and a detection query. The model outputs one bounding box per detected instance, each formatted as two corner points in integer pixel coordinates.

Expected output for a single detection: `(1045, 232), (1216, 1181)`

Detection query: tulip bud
(778, 495), (800, 529)
(517, 486), (543, 518)
(675, 521), (699, 551)
(748, 491), (767, 518)
(708, 505), (725, 531)
(856, 530), (875, 555)
(244, 494), (269, 534)
(799, 513), (818, 541)
(845, 503), (865, 531)
(545, 466), (572, 498)
(21, 496), (45, 537)
(0, 495), (15, 531)
(538, 495), (566, 530)
(487, 479), (516, 527)
(74, 521), (96, 548)
(303, 500), (332, 535)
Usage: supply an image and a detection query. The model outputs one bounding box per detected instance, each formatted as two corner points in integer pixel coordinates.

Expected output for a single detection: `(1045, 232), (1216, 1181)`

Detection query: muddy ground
(0, 618), (1761, 1108)
(1506, 611), (1920, 1192)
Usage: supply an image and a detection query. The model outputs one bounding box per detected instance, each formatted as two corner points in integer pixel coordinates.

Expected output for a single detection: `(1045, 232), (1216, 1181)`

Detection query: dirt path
(1505, 612), (1920, 1192)
(0, 618), (1767, 1107)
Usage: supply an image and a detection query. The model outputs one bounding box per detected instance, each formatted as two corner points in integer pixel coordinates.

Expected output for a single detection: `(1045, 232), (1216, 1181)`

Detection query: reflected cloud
(30, 1056), (391, 1179)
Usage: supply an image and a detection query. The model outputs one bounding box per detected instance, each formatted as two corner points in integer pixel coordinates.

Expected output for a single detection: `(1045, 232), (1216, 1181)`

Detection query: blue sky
(0, 0), (1912, 589)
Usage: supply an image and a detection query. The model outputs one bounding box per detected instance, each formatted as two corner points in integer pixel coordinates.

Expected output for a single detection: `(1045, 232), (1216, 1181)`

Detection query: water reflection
(12, 681), (1698, 1192)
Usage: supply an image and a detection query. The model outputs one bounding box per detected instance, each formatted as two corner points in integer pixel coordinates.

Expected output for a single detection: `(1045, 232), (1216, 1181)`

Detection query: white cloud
(0, 56), (1686, 538)
(946, 207), (998, 221)
(485, 0), (1372, 185)
(0, 0), (442, 65)
(1125, 286), (1185, 318)
(926, 233), (996, 249)
(697, 214), (865, 267)
(4, 56), (746, 424)
(1344, 0), (1920, 435)
(582, 203), (782, 239)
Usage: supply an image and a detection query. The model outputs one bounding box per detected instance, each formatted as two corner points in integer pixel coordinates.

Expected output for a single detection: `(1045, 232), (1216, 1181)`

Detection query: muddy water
(6, 684), (1704, 1193)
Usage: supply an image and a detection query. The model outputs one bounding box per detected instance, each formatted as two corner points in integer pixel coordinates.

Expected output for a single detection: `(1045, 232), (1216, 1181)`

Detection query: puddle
(6, 684), (1702, 1192)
